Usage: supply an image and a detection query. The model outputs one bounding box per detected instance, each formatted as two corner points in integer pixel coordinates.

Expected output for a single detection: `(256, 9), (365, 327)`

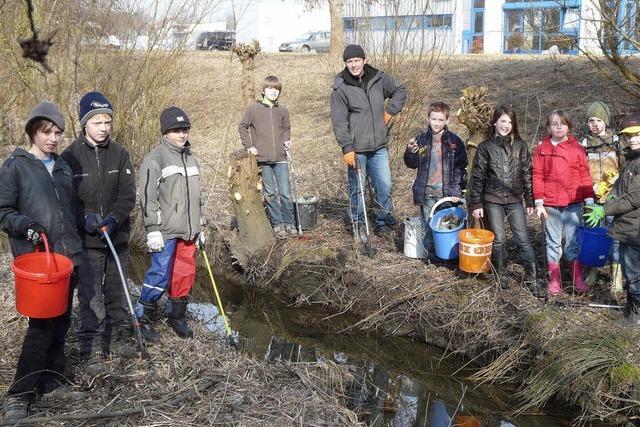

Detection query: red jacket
(532, 135), (594, 207)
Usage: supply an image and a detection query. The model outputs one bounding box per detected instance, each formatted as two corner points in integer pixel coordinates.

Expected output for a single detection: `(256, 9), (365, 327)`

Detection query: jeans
(77, 245), (129, 354)
(419, 196), (439, 256)
(621, 244), (640, 298)
(259, 162), (294, 227)
(544, 204), (582, 262)
(10, 269), (78, 397)
(485, 202), (536, 272)
(348, 147), (396, 231)
(606, 215), (620, 263)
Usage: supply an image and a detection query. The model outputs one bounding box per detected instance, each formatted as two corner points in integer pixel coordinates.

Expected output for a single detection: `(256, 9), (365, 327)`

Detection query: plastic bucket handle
(39, 233), (52, 283)
(428, 197), (466, 219)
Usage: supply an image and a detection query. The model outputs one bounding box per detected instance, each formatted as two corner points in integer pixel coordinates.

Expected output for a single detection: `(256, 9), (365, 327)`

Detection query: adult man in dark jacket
(61, 92), (136, 373)
(331, 44), (407, 239)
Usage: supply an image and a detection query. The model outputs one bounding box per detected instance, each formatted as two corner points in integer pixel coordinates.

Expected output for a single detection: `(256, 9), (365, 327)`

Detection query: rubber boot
(548, 261), (562, 296)
(624, 294), (640, 327)
(572, 260), (588, 293)
(584, 267), (598, 287)
(611, 262), (624, 296)
(524, 261), (544, 299)
(167, 297), (193, 339)
(84, 352), (106, 376)
(493, 246), (508, 289)
(139, 301), (160, 343)
(105, 323), (137, 358)
(2, 395), (29, 422)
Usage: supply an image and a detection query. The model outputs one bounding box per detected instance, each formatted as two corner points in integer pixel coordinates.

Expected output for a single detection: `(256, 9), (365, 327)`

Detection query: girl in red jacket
(532, 110), (595, 296)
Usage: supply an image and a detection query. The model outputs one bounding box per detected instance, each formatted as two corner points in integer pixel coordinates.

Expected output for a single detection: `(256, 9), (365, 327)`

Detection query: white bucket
(404, 217), (428, 259)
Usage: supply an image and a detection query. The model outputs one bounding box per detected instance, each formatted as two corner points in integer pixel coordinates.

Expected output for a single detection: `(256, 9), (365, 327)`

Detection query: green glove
(584, 205), (605, 227)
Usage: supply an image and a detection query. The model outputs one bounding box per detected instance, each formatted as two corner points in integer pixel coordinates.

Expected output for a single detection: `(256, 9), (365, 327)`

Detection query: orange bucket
(458, 228), (494, 273)
(11, 234), (73, 318)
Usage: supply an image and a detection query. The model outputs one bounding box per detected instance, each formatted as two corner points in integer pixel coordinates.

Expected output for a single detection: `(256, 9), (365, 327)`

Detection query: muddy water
(129, 253), (574, 427)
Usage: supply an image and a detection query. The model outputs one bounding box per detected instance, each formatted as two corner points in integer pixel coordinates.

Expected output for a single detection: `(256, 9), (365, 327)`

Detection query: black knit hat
(79, 92), (113, 126)
(25, 101), (65, 133)
(160, 107), (191, 134)
(343, 44), (366, 62)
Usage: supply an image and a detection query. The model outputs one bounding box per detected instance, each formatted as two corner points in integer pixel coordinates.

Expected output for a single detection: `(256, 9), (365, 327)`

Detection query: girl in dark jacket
(0, 102), (82, 422)
(469, 105), (542, 297)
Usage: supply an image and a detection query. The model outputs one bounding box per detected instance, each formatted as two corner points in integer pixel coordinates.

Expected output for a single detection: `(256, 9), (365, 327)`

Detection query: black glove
(84, 213), (101, 234)
(98, 215), (118, 236)
(24, 222), (46, 245)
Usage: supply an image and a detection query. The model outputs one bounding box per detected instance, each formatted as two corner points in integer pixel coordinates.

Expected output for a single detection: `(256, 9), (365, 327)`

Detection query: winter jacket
(61, 135), (136, 249)
(139, 138), (202, 241)
(604, 148), (640, 246)
(331, 64), (407, 154)
(581, 130), (621, 202)
(0, 148), (82, 265)
(532, 135), (594, 207)
(238, 100), (291, 163)
(403, 127), (467, 205)
(469, 135), (534, 209)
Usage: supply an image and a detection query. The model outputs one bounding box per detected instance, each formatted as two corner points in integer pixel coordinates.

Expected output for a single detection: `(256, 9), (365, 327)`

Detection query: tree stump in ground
(228, 150), (273, 257)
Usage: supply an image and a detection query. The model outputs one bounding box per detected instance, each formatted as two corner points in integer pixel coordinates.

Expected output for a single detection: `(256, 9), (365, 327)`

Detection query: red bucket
(11, 234), (73, 318)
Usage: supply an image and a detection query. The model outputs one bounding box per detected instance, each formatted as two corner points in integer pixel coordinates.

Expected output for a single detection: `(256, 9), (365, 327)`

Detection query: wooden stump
(228, 150), (273, 255)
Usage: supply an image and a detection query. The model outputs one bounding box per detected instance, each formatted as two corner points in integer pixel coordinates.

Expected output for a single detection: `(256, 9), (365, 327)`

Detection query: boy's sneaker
(3, 395), (30, 422)
(284, 224), (298, 237)
(42, 385), (87, 402)
(273, 225), (288, 240)
(84, 352), (107, 376)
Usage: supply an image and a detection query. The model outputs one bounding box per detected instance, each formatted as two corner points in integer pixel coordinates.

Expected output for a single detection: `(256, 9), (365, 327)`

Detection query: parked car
(279, 32), (330, 53)
(195, 31), (235, 51)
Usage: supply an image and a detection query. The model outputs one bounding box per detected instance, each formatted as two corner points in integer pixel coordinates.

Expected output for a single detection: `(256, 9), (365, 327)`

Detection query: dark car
(196, 31), (235, 50)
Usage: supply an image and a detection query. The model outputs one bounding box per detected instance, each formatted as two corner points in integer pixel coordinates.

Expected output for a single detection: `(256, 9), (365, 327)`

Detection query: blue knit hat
(79, 92), (113, 126)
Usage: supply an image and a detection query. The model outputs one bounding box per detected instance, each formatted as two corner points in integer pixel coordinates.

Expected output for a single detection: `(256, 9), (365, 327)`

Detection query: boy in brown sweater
(239, 75), (294, 239)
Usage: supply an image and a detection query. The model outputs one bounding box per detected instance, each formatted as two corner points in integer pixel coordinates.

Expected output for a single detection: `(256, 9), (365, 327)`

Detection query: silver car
(279, 32), (330, 53)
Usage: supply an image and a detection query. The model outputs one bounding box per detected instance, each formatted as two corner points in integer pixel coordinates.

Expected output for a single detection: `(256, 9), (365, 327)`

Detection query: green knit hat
(586, 101), (610, 127)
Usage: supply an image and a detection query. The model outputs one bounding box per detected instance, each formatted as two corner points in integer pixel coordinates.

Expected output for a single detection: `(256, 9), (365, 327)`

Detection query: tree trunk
(228, 150), (273, 255)
(240, 57), (256, 106)
(328, 0), (344, 58)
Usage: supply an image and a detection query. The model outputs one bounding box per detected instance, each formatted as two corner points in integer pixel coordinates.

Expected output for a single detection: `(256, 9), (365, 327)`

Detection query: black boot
(493, 246), (508, 289)
(524, 261), (544, 299)
(139, 301), (160, 343)
(624, 294), (640, 327)
(168, 297), (193, 338)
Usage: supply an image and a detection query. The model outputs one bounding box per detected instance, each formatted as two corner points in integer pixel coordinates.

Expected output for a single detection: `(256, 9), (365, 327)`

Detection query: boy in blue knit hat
(61, 92), (136, 374)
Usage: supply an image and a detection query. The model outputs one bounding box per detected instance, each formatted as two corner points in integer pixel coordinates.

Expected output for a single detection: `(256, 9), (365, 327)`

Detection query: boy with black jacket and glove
(0, 102), (83, 422)
(135, 107), (204, 341)
(61, 92), (136, 374)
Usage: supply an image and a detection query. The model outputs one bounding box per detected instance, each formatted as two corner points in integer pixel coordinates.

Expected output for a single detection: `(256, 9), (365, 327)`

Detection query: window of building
(342, 14), (453, 31)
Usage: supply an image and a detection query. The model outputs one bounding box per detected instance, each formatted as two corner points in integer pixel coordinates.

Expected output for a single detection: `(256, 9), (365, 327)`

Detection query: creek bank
(221, 220), (640, 425)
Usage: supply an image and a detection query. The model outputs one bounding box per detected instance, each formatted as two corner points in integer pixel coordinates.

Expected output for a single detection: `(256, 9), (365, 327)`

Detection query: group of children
(0, 96), (203, 421)
(404, 99), (640, 319)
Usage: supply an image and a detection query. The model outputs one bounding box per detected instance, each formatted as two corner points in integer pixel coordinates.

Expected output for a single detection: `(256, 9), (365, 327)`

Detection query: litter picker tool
(285, 147), (303, 237)
(100, 227), (149, 360)
(355, 162), (375, 258)
(199, 244), (239, 348)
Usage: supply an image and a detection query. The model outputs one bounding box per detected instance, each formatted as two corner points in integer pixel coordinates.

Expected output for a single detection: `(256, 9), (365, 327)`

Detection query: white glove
(146, 231), (164, 252)
(247, 147), (258, 156)
(196, 232), (206, 248)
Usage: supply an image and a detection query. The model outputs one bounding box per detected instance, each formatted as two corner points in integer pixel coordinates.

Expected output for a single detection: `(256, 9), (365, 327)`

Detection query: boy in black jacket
(61, 92), (136, 373)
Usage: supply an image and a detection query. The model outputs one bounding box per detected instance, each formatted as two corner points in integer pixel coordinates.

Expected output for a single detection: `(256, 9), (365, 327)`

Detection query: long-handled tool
(100, 227), (149, 359)
(285, 147), (303, 237)
(198, 245), (238, 348)
(355, 163), (375, 258)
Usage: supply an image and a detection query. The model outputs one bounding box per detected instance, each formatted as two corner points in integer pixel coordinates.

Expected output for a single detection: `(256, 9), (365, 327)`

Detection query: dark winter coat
(238, 100), (291, 163)
(604, 148), (640, 246)
(403, 127), (467, 205)
(61, 135), (136, 249)
(139, 138), (202, 241)
(0, 148), (82, 265)
(469, 135), (534, 209)
(331, 64), (407, 154)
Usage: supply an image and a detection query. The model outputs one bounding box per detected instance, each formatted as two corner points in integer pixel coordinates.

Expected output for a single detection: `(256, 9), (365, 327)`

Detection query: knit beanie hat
(160, 107), (191, 134)
(79, 92), (114, 126)
(586, 101), (610, 127)
(343, 44), (366, 62)
(619, 113), (640, 135)
(25, 101), (65, 133)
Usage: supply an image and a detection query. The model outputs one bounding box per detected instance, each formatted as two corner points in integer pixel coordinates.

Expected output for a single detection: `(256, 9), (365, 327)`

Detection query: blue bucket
(577, 226), (612, 267)
(429, 207), (467, 260)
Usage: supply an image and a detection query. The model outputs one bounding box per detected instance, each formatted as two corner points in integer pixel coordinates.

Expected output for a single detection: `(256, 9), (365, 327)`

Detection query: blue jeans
(606, 215), (620, 263)
(259, 162), (294, 227)
(544, 204), (582, 263)
(348, 148), (396, 231)
(621, 244), (640, 297)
